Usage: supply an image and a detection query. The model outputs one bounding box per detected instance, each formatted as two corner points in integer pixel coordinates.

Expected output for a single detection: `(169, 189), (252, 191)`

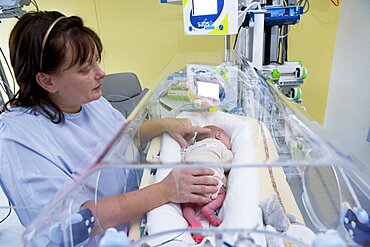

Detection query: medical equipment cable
(238, 2), (261, 18)
(233, 9), (249, 50)
(234, 1), (262, 50)
(223, 242), (233, 247)
(297, 0), (310, 14)
(93, 170), (104, 232)
(67, 198), (76, 246)
(0, 47), (15, 98)
(31, 0), (39, 11)
(279, 26), (291, 39)
(151, 231), (187, 247)
(331, 0), (339, 6)
(0, 78), (9, 95)
(0, 200), (11, 224)
(278, 25), (289, 63)
(0, 205), (40, 223)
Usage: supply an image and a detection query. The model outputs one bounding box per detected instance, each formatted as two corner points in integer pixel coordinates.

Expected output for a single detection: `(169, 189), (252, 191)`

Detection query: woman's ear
(35, 72), (57, 93)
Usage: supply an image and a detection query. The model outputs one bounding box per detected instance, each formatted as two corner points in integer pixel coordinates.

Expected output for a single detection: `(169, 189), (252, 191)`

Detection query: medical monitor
(183, 0), (238, 35)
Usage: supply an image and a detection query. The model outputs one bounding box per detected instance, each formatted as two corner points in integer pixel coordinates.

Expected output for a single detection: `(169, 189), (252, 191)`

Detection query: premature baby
(182, 125), (233, 243)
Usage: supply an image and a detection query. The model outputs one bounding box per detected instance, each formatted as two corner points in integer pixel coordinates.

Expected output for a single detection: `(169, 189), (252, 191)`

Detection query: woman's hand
(139, 118), (210, 147)
(81, 168), (218, 232)
(159, 168), (219, 205)
(163, 118), (211, 148)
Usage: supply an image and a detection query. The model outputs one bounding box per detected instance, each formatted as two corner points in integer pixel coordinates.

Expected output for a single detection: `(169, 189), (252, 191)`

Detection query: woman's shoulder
(0, 107), (44, 136)
(1, 107), (35, 122)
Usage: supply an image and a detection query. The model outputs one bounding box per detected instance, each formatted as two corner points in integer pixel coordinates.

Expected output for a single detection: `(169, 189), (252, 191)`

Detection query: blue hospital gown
(0, 97), (137, 227)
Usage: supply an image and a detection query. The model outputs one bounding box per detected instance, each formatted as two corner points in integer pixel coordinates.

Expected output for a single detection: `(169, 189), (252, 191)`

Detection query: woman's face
(48, 44), (106, 113)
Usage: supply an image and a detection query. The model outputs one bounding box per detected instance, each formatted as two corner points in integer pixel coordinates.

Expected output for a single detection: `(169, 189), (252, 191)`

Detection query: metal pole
(252, 10), (265, 69)
(224, 35), (231, 63)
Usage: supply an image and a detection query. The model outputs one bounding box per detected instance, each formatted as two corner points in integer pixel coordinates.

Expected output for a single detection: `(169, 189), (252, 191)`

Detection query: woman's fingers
(183, 132), (195, 142)
(163, 168), (220, 204)
(189, 126), (211, 135)
(191, 168), (215, 177)
(193, 175), (219, 187)
(189, 184), (218, 195)
(171, 134), (188, 148)
(183, 126), (210, 142)
(186, 194), (213, 204)
(180, 168), (218, 186)
(166, 118), (211, 147)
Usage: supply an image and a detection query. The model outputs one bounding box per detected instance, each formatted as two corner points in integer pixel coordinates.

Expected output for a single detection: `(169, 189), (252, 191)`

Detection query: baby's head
(196, 125), (232, 150)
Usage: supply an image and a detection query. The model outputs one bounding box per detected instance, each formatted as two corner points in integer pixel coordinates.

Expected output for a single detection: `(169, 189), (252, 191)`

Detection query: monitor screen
(192, 0), (218, 16)
(196, 81), (219, 99)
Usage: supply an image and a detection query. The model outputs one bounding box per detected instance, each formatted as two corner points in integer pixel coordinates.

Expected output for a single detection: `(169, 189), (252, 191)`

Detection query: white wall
(324, 0), (370, 165)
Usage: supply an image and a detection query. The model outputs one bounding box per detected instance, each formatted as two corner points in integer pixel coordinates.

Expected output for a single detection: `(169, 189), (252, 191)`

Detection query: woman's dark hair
(3, 11), (103, 124)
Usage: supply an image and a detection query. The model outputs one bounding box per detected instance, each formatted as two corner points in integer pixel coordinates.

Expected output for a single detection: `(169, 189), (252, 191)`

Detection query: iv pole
(224, 35), (231, 63)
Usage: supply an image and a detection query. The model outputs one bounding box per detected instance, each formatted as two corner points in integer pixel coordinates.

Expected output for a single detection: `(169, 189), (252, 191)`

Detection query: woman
(0, 11), (217, 233)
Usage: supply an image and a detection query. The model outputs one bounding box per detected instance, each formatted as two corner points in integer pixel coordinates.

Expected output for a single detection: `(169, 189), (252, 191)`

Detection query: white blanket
(145, 112), (266, 246)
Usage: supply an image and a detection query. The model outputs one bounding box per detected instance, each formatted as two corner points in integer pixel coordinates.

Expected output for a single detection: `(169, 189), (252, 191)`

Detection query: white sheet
(145, 112), (265, 246)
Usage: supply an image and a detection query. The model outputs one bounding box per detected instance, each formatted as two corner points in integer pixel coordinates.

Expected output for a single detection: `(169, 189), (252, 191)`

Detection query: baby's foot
(189, 222), (205, 243)
(191, 233), (205, 243)
(201, 207), (222, 226)
(207, 214), (222, 226)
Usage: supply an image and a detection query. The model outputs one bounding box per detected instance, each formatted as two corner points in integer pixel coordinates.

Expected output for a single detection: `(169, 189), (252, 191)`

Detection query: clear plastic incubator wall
(22, 51), (370, 247)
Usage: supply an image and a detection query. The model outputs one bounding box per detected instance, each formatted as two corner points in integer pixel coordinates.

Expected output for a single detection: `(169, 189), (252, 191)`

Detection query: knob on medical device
(353, 207), (369, 224)
(294, 66), (307, 80)
(341, 203), (370, 246)
(48, 208), (94, 246)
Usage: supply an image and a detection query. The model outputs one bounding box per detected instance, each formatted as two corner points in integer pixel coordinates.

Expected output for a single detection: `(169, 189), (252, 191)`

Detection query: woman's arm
(139, 118), (210, 148)
(82, 168), (218, 233)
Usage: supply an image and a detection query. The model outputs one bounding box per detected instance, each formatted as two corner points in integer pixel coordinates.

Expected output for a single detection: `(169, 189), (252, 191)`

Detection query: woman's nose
(95, 65), (106, 80)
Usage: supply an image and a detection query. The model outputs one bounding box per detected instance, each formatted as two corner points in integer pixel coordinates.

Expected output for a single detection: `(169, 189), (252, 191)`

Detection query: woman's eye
(79, 66), (91, 73)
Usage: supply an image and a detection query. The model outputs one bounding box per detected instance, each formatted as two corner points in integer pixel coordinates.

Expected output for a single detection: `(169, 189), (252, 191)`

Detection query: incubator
(17, 51), (369, 247)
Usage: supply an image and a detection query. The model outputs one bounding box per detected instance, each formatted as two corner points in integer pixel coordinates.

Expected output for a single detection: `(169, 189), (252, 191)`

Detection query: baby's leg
(201, 188), (226, 226)
(182, 203), (204, 243)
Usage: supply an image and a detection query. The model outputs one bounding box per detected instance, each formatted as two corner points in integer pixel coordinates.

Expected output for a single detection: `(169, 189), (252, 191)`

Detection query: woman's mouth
(93, 84), (102, 91)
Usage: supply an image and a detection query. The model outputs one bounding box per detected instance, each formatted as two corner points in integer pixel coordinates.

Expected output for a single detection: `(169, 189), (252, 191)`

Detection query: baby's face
(219, 133), (232, 150)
